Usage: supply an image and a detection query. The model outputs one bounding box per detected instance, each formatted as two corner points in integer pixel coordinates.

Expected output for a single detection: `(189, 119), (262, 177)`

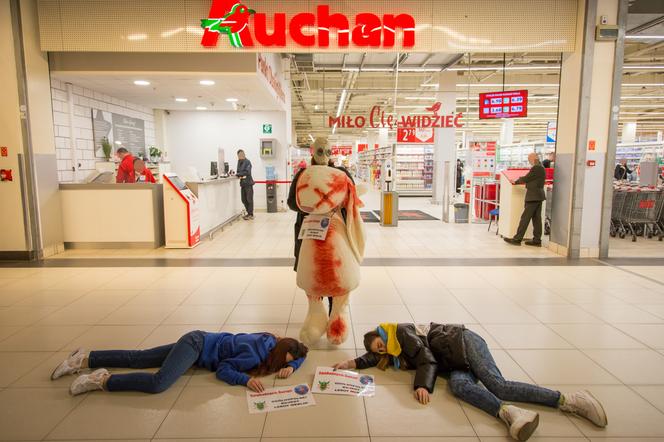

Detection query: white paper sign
(246, 384), (316, 414)
(298, 214), (330, 240)
(311, 366), (375, 397)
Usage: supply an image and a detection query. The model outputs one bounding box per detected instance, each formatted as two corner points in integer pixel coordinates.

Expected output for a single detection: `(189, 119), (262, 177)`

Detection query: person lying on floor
(334, 323), (607, 442)
(51, 330), (308, 396)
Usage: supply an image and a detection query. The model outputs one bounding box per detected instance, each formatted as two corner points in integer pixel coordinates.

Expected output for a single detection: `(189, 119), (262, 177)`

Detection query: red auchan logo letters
(201, 0), (415, 48)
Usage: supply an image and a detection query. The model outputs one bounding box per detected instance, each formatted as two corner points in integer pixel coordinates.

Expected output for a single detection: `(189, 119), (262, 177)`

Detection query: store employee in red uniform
(115, 148), (135, 183)
(134, 159), (156, 183)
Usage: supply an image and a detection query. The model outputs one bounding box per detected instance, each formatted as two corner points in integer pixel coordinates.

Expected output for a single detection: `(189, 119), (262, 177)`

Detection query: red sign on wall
(479, 90), (528, 119)
(0, 147), (7, 157)
(331, 145), (353, 156)
(396, 127), (435, 144)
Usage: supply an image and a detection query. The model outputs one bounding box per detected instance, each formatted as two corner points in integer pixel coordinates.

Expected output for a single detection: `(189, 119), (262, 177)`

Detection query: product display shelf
(395, 144), (433, 196)
(496, 141), (554, 170)
(357, 145), (393, 188)
(616, 141), (664, 169)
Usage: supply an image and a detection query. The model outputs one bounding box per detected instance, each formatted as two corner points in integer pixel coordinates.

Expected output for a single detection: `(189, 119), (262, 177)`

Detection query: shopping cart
(622, 188), (664, 242)
(544, 186), (553, 235)
(610, 188), (629, 239)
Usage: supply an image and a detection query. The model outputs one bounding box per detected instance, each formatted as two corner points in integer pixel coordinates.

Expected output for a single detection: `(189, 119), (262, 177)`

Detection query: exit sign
(262, 123), (272, 134)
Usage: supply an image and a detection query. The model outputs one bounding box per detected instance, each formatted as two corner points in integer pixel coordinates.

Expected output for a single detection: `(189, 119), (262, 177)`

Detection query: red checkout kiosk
(162, 173), (201, 248)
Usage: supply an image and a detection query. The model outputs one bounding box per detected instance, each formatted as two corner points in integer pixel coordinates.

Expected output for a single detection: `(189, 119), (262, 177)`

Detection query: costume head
(312, 137), (332, 166)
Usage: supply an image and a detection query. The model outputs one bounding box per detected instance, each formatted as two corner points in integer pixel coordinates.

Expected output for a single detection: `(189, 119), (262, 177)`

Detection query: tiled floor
(1, 262), (664, 441)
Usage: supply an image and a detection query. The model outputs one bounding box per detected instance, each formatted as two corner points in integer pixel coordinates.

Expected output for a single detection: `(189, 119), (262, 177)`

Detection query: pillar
(0, 0), (63, 260)
(621, 122), (636, 143)
(431, 71), (457, 210)
(500, 120), (515, 146)
(549, 0), (626, 258)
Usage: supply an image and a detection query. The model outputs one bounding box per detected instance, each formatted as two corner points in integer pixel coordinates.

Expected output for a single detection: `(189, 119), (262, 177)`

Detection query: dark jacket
(614, 163), (631, 180)
(354, 323), (468, 393)
(287, 164), (353, 271)
(236, 159), (254, 187)
(515, 163), (546, 202)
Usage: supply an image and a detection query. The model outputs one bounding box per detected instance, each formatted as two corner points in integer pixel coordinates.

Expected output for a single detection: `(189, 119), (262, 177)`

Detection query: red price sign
(479, 90), (528, 119)
(0, 147), (7, 157)
(396, 127), (435, 144)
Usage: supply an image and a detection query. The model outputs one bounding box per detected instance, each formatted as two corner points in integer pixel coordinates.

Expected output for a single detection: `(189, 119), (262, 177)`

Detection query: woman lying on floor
(334, 323), (607, 442)
(51, 330), (308, 395)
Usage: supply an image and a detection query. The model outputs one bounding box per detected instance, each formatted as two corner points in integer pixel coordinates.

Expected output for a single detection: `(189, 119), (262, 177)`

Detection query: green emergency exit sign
(262, 123), (272, 134)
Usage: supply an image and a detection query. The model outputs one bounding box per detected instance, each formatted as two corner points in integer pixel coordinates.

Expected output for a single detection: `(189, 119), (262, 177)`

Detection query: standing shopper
(334, 323), (607, 442)
(115, 147), (135, 183)
(237, 149), (255, 220)
(51, 331), (308, 395)
(504, 152), (546, 247)
(614, 159), (632, 180)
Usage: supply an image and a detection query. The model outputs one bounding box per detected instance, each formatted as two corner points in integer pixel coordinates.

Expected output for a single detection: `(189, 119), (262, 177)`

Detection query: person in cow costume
(290, 138), (365, 345)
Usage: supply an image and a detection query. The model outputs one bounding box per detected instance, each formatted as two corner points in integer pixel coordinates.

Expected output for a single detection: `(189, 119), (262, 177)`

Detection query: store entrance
(289, 52), (563, 256)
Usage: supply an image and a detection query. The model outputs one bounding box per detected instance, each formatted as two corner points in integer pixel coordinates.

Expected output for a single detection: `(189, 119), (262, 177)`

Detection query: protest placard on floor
(311, 366), (375, 397)
(246, 384), (316, 414)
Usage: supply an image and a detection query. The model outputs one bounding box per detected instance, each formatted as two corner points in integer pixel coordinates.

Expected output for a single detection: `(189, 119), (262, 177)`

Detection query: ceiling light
(456, 83), (559, 87)
(175, 98), (188, 102)
(114, 141), (122, 145)
(196, 106), (207, 110)
(225, 98), (239, 102)
(308, 134), (315, 142)
(621, 83), (664, 87)
(448, 65), (560, 71)
(126, 33), (147, 41)
(623, 65), (664, 70)
(421, 83), (439, 88)
(625, 35), (664, 40)
(621, 96), (664, 99)
(133, 80), (150, 86)
(199, 80), (215, 86)
(405, 96), (437, 100)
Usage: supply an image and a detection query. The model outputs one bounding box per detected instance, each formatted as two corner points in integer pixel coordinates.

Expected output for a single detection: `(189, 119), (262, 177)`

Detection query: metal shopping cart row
(610, 184), (664, 242)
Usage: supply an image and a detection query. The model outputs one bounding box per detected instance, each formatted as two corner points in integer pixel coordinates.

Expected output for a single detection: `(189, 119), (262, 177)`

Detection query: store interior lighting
(133, 80), (150, 86)
(199, 80), (215, 86)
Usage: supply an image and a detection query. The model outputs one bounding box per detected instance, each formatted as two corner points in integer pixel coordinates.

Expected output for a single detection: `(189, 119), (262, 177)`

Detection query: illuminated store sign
(202, 1), (416, 48)
(479, 90), (529, 119)
(329, 103), (464, 130)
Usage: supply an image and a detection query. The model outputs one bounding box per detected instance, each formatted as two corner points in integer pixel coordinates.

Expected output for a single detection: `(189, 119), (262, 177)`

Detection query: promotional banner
(246, 385), (316, 414)
(312, 367), (376, 397)
(397, 127), (435, 144)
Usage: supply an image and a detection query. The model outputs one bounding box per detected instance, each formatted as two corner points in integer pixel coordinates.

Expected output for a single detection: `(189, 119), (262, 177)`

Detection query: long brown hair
(250, 337), (309, 377)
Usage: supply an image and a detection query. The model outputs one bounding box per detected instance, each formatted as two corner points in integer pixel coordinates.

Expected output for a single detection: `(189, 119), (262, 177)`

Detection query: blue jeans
(88, 330), (205, 394)
(448, 330), (560, 416)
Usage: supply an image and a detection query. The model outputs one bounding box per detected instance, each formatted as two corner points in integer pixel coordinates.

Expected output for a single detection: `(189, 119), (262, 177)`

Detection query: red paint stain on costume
(328, 316), (346, 338)
(312, 223), (345, 297)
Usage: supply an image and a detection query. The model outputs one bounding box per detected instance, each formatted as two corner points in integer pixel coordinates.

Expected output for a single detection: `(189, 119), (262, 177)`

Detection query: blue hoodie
(197, 332), (305, 386)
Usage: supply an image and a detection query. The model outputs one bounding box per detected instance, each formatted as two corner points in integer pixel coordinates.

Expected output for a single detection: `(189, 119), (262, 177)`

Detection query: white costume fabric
(294, 165), (365, 345)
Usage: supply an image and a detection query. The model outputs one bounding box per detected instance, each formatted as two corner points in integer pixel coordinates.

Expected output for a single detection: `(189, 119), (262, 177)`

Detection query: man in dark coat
(504, 153), (546, 247)
(614, 159), (632, 180)
(236, 149), (254, 220)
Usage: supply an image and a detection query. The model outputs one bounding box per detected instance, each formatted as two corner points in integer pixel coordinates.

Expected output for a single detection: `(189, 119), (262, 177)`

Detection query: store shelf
(394, 144), (433, 195)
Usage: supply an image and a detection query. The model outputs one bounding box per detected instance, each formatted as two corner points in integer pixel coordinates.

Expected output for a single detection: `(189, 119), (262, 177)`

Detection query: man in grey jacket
(236, 149), (254, 220)
(504, 152), (546, 246)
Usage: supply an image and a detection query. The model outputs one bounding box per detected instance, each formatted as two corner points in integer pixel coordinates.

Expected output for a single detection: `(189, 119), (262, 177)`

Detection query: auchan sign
(201, 1), (415, 49)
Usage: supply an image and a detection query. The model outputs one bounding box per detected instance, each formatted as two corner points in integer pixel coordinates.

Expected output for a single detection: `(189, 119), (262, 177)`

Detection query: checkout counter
(59, 183), (164, 248)
(185, 176), (242, 238)
(58, 174), (243, 249)
(498, 169), (548, 239)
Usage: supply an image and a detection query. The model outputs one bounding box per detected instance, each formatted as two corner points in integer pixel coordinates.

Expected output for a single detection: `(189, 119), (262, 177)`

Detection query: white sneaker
(499, 404), (540, 441)
(51, 348), (86, 380)
(69, 368), (109, 396)
(560, 390), (608, 427)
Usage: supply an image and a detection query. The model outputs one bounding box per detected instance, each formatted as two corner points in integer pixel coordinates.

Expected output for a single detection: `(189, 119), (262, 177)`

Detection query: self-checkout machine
(380, 158), (399, 226)
(162, 173), (201, 248)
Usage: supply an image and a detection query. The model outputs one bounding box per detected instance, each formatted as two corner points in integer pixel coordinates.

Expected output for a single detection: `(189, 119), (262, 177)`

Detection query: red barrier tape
(254, 180), (292, 184)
